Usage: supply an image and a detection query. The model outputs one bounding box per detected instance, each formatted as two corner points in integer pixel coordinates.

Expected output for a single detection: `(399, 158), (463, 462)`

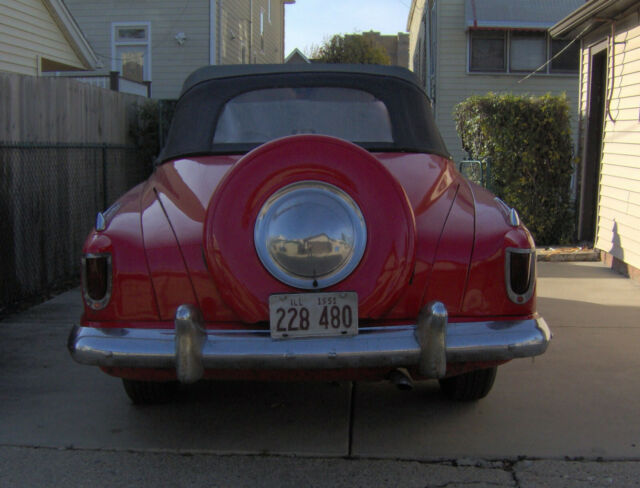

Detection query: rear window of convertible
(213, 87), (394, 145)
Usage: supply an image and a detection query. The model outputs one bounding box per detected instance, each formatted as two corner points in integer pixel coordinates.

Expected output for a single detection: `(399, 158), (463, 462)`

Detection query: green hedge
(453, 93), (575, 245)
(129, 99), (177, 166)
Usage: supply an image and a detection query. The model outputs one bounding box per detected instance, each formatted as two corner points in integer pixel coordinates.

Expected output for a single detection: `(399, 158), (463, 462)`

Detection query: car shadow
(116, 379), (353, 455)
(537, 295), (640, 328)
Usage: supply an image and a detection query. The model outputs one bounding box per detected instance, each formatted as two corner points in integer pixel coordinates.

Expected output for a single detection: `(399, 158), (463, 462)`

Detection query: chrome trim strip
(68, 316), (551, 377)
(509, 208), (521, 227)
(95, 212), (106, 231)
(494, 197), (510, 214)
(494, 197), (520, 227)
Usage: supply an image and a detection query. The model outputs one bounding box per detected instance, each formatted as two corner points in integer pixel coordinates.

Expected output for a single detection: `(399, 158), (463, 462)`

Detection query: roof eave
(469, 22), (555, 30)
(406, 0), (421, 32)
(43, 0), (101, 69)
(284, 48), (310, 63)
(550, 0), (636, 38)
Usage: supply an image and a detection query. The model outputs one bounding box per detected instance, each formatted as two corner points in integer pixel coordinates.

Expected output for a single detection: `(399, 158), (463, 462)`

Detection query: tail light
(505, 248), (536, 304)
(82, 254), (112, 310)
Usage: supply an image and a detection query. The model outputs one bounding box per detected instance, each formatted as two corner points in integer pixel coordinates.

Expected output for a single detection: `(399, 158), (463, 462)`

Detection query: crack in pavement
(3, 445), (640, 487)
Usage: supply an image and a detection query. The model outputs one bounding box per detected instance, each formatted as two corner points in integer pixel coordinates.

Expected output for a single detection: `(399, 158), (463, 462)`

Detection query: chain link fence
(0, 143), (151, 314)
(458, 158), (493, 191)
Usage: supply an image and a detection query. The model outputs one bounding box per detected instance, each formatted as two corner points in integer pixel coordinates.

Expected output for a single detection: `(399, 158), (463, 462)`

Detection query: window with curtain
(470, 30), (506, 72)
(510, 32), (546, 72)
(468, 29), (578, 75)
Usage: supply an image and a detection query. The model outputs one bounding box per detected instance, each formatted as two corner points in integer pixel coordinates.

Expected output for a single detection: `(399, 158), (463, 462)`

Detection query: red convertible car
(68, 64), (550, 404)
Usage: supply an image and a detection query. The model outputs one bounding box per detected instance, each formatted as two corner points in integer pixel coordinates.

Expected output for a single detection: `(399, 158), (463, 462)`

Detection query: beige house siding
(579, 15), (640, 270)
(578, 43), (590, 147)
(65, 0), (287, 99)
(0, 0), (86, 75)
(65, 0), (210, 99)
(407, 0), (426, 74)
(219, 0), (286, 65)
(433, 0), (579, 163)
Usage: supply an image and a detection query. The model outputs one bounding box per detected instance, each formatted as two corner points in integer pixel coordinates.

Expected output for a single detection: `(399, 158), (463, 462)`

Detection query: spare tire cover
(204, 135), (416, 323)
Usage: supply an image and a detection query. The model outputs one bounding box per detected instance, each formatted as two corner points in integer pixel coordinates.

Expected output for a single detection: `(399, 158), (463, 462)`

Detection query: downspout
(598, 4), (640, 122)
(470, 0), (477, 28)
(282, 1), (286, 62)
(218, 0), (222, 64)
(209, 0), (217, 64)
(249, 0), (253, 63)
(423, 8), (429, 94)
(605, 20), (620, 123)
(430, 0), (438, 108)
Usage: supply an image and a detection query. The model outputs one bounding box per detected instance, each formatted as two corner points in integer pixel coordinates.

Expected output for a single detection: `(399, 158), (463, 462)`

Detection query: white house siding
(433, 0), (579, 163)
(581, 14), (640, 270)
(64, 0), (210, 99)
(0, 0), (85, 75)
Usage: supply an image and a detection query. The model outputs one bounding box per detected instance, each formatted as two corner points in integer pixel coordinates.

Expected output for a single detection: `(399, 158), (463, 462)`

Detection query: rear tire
(438, 367), (497, 401)
(122, 379), (178, 405)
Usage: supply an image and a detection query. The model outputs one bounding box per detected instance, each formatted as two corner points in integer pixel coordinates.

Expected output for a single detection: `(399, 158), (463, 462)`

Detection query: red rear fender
(140, 157), (241, 322)
(82, 183), (159, 323)
(462, 183), (537, 317)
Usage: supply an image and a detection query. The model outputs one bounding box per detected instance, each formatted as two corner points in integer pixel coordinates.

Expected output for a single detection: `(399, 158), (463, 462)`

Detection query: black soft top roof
(158, 64), (450, 163)
(180, 63), (427, 96)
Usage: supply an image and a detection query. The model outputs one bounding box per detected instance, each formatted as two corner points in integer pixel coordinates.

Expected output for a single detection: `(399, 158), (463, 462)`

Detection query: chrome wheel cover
(254, 181), (367, 289)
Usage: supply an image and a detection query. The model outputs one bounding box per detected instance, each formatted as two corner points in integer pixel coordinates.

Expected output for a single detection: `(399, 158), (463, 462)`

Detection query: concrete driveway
(1, 261), (639, 486)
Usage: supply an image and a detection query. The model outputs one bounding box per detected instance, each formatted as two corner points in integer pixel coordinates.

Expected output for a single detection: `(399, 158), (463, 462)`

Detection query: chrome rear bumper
(68, 302), (551, 384)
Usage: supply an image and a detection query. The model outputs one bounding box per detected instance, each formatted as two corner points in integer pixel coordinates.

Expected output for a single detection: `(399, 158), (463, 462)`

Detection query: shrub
(129, 99), (177, 167)
(453, 93), (575, 245)
(313, 34), (390, 64)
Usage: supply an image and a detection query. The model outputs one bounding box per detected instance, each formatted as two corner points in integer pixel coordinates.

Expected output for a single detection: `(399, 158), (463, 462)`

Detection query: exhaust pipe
(388, 368), (414, 391)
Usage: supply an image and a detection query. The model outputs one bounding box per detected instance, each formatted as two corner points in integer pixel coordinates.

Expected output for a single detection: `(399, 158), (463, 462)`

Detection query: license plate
(269, 292), (358, 339)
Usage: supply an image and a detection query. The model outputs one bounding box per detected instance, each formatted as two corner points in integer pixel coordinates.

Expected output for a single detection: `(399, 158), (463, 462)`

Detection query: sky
(284, 0), (411, 58)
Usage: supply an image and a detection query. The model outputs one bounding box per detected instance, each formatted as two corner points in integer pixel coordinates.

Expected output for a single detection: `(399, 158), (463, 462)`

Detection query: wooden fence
(1, 72), (142, 144)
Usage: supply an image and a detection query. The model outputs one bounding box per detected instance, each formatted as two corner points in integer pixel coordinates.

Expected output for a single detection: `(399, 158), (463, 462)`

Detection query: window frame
(260, 7), (265, 51)
(467, 28), (578, 76)
(111, 21), (152, 82)
(509, 31), (547, 73)
(468, 29), (507, 73)
(549, 38), (580, 73)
